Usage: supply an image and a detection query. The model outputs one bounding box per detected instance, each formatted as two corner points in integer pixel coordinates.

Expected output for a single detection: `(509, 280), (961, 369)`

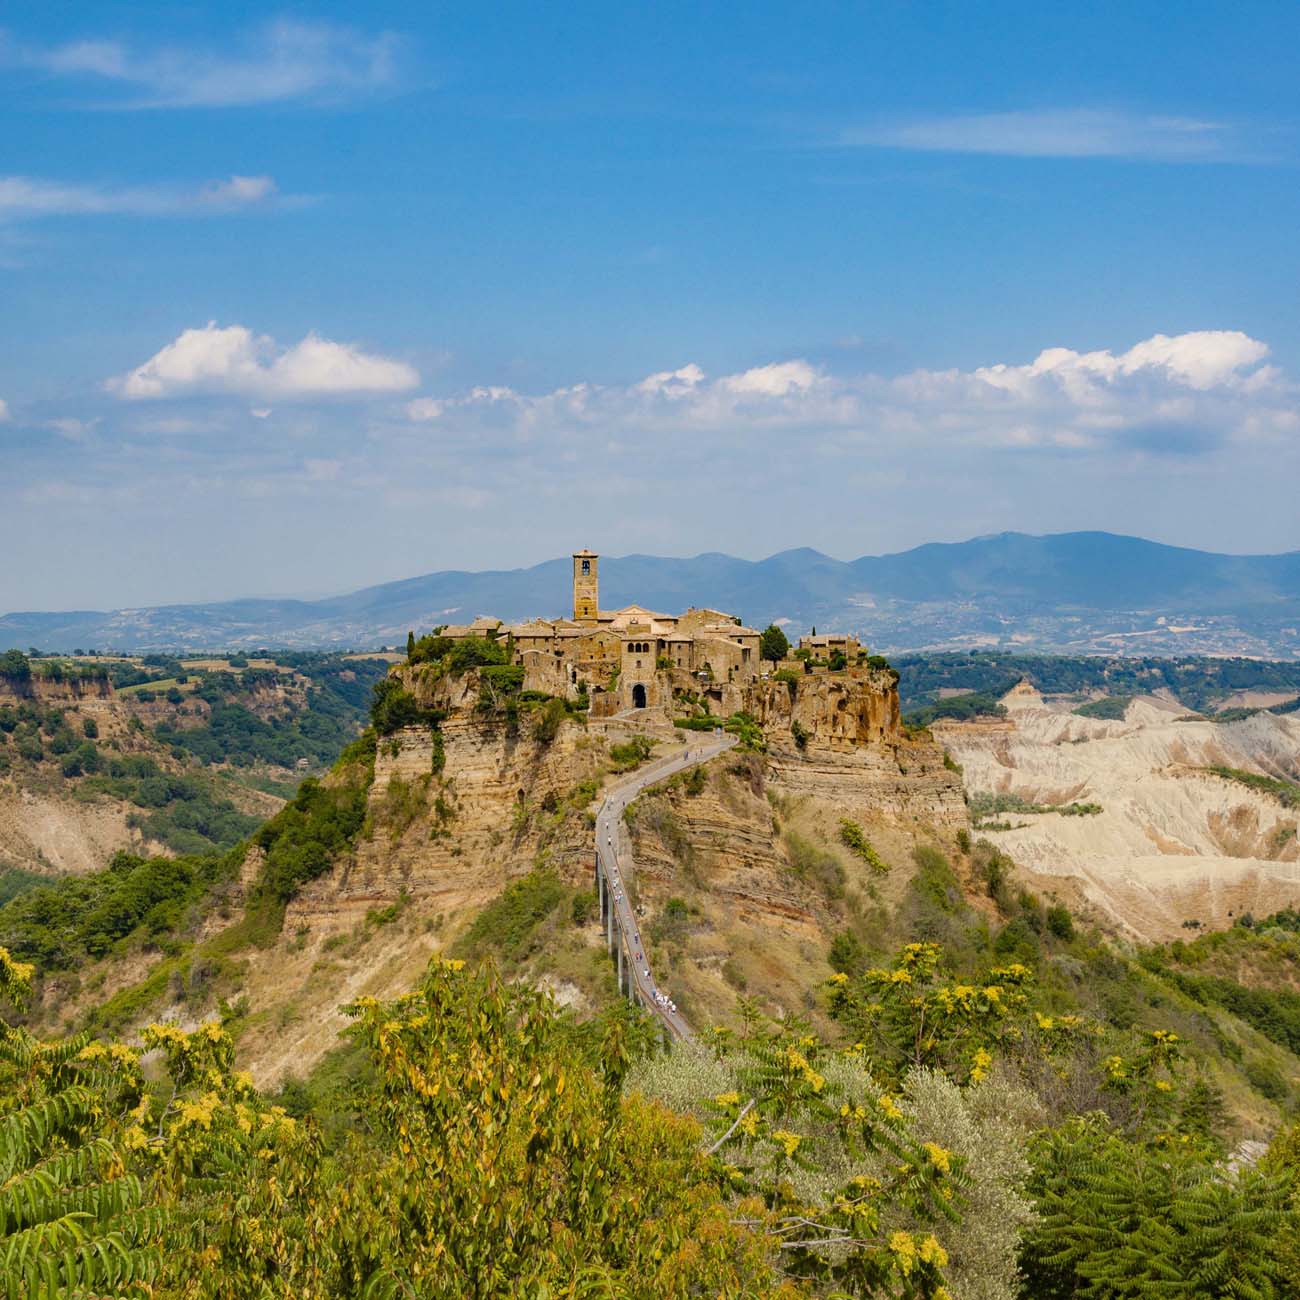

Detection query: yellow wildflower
(919, 1235), (948, 1267)
(772, 1129), (802, 1159)
(923, 1142), (952, 1174)
(177, 1091), (222, 1131)
(889, 1231), (918, 1274)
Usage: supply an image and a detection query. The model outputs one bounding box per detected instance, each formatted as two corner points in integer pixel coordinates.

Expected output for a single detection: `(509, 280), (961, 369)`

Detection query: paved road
(595, 730), (739, 1041)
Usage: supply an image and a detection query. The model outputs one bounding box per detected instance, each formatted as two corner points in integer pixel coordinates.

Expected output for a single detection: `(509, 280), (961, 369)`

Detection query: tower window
(582, 559), (590, 574)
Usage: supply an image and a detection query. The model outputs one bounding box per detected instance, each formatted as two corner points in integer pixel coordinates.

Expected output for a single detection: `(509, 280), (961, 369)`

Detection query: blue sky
(2, 1), (1298, 610)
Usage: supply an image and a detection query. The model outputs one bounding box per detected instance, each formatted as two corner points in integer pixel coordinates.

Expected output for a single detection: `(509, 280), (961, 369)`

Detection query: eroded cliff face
(286, 711), (612, 930)
(0, 676), (114, 705)
(619, 671), (967, 1029)
(937, 688), (1300, 941)
(748, 668), (967, 833)
(749, 667), (900, 747)
(204, 664), (968, 1083)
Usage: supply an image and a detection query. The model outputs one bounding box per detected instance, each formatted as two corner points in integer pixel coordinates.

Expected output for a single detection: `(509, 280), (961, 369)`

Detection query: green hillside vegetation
(895, 651), (1300, 716)
(1202, 765), (1300, 810)
(0, 652), (395, 871)
(9, 649), (1300, 1295)
(968, 792), (1103, 829)
(0, 864), (47, 907)
(1072, 695), (1133, 720)
(7, 831), (1300, 1298)
(154, 656), (388, 769)
(902, 691), (1008, 727)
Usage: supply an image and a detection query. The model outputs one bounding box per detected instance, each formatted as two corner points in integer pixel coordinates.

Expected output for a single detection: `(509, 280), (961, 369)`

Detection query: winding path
(594, 730), (738, 1041)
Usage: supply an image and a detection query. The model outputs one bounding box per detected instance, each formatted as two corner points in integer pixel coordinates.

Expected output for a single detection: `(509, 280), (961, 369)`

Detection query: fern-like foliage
(0, 946), (162, 1299)
(1021, 1115), (1297, 1298)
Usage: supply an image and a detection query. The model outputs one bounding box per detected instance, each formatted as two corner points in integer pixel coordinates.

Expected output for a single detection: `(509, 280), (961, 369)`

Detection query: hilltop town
(434, 547), (877, 722)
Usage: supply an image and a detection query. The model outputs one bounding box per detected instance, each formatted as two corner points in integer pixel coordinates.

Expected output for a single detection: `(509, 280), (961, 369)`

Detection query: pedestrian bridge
(593, 730), (738, 1041)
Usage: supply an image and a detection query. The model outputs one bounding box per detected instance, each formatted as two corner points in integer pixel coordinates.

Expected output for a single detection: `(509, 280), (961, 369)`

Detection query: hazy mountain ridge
(4, 531), (1300, 657)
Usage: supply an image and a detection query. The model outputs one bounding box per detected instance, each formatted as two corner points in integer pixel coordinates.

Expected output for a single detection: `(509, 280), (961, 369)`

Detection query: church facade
(437, 549), (762, 714)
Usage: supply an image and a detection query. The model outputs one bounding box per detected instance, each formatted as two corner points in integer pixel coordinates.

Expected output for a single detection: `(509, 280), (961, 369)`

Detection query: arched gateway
(632, 683), (648, 709)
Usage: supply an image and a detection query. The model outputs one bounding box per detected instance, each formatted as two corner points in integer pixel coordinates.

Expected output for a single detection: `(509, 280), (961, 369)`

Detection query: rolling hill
(3, 531), (1299, 657)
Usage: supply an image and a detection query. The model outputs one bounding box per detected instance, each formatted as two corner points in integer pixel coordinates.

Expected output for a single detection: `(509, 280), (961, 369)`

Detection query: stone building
(798, 632), (862, 659)
(437, 548), (761, 714)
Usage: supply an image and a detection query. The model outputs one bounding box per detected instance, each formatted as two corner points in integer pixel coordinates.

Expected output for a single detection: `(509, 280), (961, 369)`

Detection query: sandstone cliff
(218, 660), (968, 1081)
(937, 688), (1300, 941)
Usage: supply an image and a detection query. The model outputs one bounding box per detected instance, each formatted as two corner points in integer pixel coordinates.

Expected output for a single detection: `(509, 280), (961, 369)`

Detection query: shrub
(370, 678), (438, 736)
(785, 832), (845, 901)
(907, 845), (964, 919)
(455, 869), (566, 964)
(839, 819), (888, 875)
(247, 738), (376, 928)
(1046, 904), (1076, 942)
(532, 696), (568, 743)
(448, 636), (510, 673)
(1245, 1057), (1289, 1103)
(791, 719), (810, 749)
(409, 632), (455, 665)
(609, 735), (654, 771)
(1072, 695), (1133, 720)
(724, 711), (765, 752)
(828, 930), (867, 977)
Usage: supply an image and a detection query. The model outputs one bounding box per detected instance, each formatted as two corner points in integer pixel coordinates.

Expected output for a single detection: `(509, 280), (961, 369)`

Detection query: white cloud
(0, 174), (281, 220)
(839, 108), (1251, 162)
(199, 175), (277, 206)
(109, 322), (419, 401)
(719, 360), (819, 397)
(0, 398), (9, 422)
(405, 397), (444, 421)
(12, 19), (402, 109)
(636, 363), (705, 397)
(401, 330), (1294, 458)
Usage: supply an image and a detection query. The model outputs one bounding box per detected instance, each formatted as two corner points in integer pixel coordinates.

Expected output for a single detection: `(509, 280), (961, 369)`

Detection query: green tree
(0, 649), (31, 684)
(1020, 1116), (1296, 1298)
(760, 624), (791, 663)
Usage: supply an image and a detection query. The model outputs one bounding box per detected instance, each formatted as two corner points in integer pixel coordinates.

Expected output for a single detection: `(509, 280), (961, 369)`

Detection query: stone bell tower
(573, 549), (599, 623)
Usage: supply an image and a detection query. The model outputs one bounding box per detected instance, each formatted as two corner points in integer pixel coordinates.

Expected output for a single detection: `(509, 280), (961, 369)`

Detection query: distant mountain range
(4, 532), (1300, 658)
